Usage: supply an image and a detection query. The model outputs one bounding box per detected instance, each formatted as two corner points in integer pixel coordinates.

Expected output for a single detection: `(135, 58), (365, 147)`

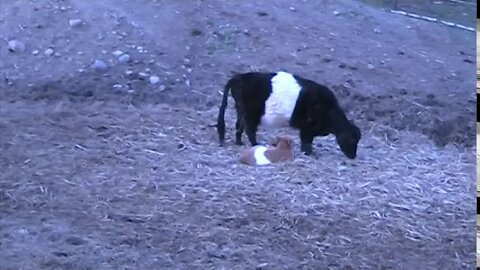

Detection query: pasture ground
(0, 0), (476, 269)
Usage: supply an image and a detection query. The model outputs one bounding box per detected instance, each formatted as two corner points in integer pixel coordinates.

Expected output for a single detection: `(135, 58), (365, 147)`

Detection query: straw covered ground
(0, 99), (476, 269)
(0, 0), (476, 269)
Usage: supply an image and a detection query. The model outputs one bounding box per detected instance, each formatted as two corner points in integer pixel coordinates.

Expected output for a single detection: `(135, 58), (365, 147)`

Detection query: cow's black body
(216, 71), (361, 159)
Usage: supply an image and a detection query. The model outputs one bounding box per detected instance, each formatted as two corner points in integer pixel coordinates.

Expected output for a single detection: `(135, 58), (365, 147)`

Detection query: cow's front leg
(300, 130), (314, 155)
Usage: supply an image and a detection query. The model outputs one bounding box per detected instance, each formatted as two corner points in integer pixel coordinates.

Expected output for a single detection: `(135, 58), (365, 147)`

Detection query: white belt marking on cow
(261, 71), (302, 128)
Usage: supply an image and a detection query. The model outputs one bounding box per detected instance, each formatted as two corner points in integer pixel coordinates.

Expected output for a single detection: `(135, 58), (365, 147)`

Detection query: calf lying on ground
(216, 71), (361, 159)
(239, 136), (294, 166)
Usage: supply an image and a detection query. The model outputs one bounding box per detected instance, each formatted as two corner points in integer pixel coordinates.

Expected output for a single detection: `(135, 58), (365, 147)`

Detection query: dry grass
(0, 100), (475, 269)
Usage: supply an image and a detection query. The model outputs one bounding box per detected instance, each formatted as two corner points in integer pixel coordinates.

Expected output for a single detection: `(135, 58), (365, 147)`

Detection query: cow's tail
(216, 77), (234, 146)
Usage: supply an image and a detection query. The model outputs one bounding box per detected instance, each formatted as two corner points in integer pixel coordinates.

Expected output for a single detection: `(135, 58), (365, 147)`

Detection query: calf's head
(275, 136), (293, 150)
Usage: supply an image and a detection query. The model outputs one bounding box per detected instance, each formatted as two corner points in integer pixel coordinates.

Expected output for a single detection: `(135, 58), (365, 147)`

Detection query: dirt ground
(0, 0), (476, 269)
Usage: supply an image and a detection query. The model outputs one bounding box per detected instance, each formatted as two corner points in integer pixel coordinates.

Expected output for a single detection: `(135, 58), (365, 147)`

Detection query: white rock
(8, 40), (26, 53)
(44, 48), (54, 56)
(159, 84), (167, 91)
(289, 6), (296, 11)
(149, 75), (160, 84)
(333, 10), (340, 16)
(117, 54), (130, 63)
(69, 19), (83, 27)
(32, 50), (39, 55)
(112, 50), (124, 57)
(93, 59), (108, 72)
(367, 64), (375, 70)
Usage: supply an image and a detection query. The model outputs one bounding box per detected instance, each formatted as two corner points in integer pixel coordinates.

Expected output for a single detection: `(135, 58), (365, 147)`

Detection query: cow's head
(335, 122), (361, 159)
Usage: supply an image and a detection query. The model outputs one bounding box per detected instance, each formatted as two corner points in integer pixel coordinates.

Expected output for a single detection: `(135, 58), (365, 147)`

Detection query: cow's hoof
(301, 145), (313, 155)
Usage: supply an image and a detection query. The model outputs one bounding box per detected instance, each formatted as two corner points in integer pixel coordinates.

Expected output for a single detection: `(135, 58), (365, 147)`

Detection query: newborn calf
(239, 136), (294, 166)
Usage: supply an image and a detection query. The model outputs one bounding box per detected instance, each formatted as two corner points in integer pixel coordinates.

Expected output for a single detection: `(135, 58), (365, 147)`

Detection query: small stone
(60, 6), (67, 11)
(8, 40), (26, 53)
(367, 64), (375, 70)
(333, 10), (340, 16)
(289, 6), (296, 11)
(149, 75), (160, 84)
(112, 50), (124, 57)
(32, 50), (39, 55)
(65, 236), (87, 246)
(256, 263), (269, 269)
(113, 84), (122, 89)
(185, 79), (191, 87)
(44, 48), (54, 56)
(93, 59), (108, 72)
(127, 89), (135, 94)
(117, 54), (130, 63)
(374, 28), (382, 33)
(69, 19), (83, 27)
(138, 72), (148, 78)
(159, 84), (166, 91)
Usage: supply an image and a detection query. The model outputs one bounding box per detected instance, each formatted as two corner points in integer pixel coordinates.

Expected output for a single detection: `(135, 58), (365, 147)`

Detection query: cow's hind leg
(235, 117), (245, 145)
(234, 102), (246, 145)
(245, 121), (259, 146)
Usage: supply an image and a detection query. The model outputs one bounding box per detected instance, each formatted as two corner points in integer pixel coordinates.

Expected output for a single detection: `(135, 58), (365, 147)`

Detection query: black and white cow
(216, 71), (361, 159)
